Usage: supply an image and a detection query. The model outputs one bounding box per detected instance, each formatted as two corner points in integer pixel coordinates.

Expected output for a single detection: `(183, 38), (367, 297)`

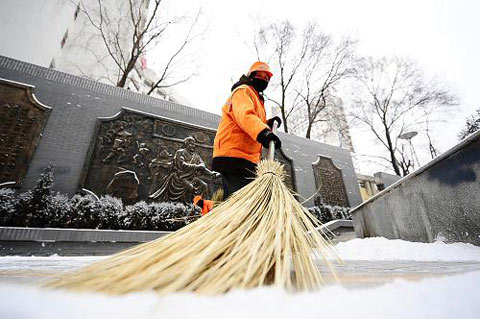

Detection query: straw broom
(46, 125), (338, 295)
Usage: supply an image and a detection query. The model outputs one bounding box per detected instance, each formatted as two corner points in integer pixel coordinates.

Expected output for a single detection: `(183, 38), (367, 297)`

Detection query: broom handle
(267, 121), (278, 161)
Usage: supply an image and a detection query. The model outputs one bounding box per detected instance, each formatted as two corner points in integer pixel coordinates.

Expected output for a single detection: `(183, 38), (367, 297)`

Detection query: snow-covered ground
(330, 237), (480, 261)
(1, 237), (480, 319)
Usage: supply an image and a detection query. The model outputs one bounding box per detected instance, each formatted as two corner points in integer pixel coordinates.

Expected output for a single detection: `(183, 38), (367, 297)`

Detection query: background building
(0, 0), (185, 104)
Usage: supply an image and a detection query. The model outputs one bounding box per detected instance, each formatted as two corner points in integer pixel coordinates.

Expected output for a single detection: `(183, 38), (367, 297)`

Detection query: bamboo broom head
(45, 160), (338, 295)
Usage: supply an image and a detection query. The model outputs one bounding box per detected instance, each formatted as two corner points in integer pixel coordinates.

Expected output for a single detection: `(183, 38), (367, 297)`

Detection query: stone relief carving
(0, 79), (51, 187)
(312, 155), (349, 207)
(81, 109), (221, 204)
(150, 137), (220, 203)
(148, 144), (173, 194)
(101, 121), (132, 164)
(106, 170), (139, 202)
(132, 142), (151, 168)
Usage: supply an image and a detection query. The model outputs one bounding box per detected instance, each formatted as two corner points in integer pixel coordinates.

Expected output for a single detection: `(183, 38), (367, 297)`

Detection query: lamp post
(398, 131), (420, 169)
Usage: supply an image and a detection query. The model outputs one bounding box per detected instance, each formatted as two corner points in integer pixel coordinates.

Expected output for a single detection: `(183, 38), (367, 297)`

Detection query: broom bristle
(45, 160), (338, 295)
(211, 187), (224, 203)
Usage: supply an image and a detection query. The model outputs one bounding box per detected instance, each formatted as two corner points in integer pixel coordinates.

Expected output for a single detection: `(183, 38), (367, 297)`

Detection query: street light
(398, 131), (420, 168)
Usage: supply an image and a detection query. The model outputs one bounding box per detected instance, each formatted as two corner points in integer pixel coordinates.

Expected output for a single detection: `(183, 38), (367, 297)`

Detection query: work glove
(266, 116), (282, 129)
(257, 128), (282, 150)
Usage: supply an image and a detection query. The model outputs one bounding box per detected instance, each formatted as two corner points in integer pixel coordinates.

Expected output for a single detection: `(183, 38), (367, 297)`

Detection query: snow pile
(328, 237), (480, 261)
(1, 270), (479, 319)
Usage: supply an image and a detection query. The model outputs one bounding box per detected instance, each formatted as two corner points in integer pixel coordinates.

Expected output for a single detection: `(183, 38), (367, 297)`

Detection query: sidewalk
(319, 260), (480, 288)
(2, 255), (480, 289)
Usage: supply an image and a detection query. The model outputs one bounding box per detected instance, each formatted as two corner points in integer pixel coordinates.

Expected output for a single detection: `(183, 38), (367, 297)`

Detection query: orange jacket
(193, 195), (214, 215)
(201, 200), (213, 215)
(213, 85), (269, 164)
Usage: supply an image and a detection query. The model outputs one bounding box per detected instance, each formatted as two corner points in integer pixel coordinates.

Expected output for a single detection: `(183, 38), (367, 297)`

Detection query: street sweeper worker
(212, 61), (282, 199)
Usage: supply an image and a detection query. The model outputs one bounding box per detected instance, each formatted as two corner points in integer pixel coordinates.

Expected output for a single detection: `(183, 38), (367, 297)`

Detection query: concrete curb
(0, 227), (172, 243)
(317, 219), (354, 233)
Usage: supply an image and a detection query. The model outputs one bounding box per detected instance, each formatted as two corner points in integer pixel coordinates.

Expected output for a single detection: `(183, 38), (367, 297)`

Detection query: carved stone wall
(312, 155), (349, 207)
(262, 148), (297, 193)
(0, 56), (363, 207)
(80, 108), (221, 204)
(0, 79), (51, 187)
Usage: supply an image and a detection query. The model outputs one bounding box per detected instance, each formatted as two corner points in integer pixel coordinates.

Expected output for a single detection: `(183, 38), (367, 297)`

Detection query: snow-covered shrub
(0, 188), (20, 225)
(96, 195), (124, 229)
(307, 206), (322, 222)
(20, 163), (56, 227)
(308, 203), (351, 223)
(153, 202), (196, 231)
(122, 201), (150, 230)
(120, 201), (197, 231)
(184, 203), (200, 217)
(9, 191), (33, 226)
(332, 206), (352, 220)
(44, 193), (73, 227)
(1, 174), (199, 230)
(148, 202), (170, 229)
(68, 194), (103, 228)
(344, 207), (352, 220)
(118, 199), (199, 231)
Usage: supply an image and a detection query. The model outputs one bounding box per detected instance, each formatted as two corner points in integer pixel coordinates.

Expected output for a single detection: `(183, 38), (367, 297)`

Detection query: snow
(0, 271), (479, 319)
(328, 237), (480, 261)
(0, 255), (103, 272)
(1, 237), (480, 318)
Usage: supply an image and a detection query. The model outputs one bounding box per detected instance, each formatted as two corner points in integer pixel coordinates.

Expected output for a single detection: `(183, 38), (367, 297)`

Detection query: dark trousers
(221, 172), (255, 199)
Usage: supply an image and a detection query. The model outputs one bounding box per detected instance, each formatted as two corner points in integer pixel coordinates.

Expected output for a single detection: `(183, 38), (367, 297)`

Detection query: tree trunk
(116, 59), (137, 88)
(281, 94), (289, 133)
(281, 109), (288, 133)
(305, 122), (312, 139)
(385, 128), (401, 176)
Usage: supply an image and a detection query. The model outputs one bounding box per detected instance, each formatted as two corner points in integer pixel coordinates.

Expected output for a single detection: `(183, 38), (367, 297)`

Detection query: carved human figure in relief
(149, 136), (220, 203)
(148, 145), (173, 193)
(132, 142), (151, 167)
(102, 122), (132, 164)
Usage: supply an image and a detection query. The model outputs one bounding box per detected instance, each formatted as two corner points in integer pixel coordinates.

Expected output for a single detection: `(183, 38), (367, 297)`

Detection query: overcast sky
(150, 0), (480, 174)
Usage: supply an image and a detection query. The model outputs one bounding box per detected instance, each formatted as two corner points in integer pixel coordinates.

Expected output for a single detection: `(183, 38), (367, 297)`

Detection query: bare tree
(79, 0), (202, 90)
(294, 35), (357, 139)
(423, 107), (440, 159)
(146, 9), (203, 95)
(350, 56), (458, 176)
(458, 108), (480, 140)
(397, 143), (415, 176)
(254, 20), (312, 133)
(254, 20), (356, 142)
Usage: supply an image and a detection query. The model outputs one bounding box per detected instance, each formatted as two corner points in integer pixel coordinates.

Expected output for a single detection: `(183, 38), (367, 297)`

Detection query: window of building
(61, 29), (69, 48)
(49, 59), (55, 69)
(74, 3), (80, 20)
